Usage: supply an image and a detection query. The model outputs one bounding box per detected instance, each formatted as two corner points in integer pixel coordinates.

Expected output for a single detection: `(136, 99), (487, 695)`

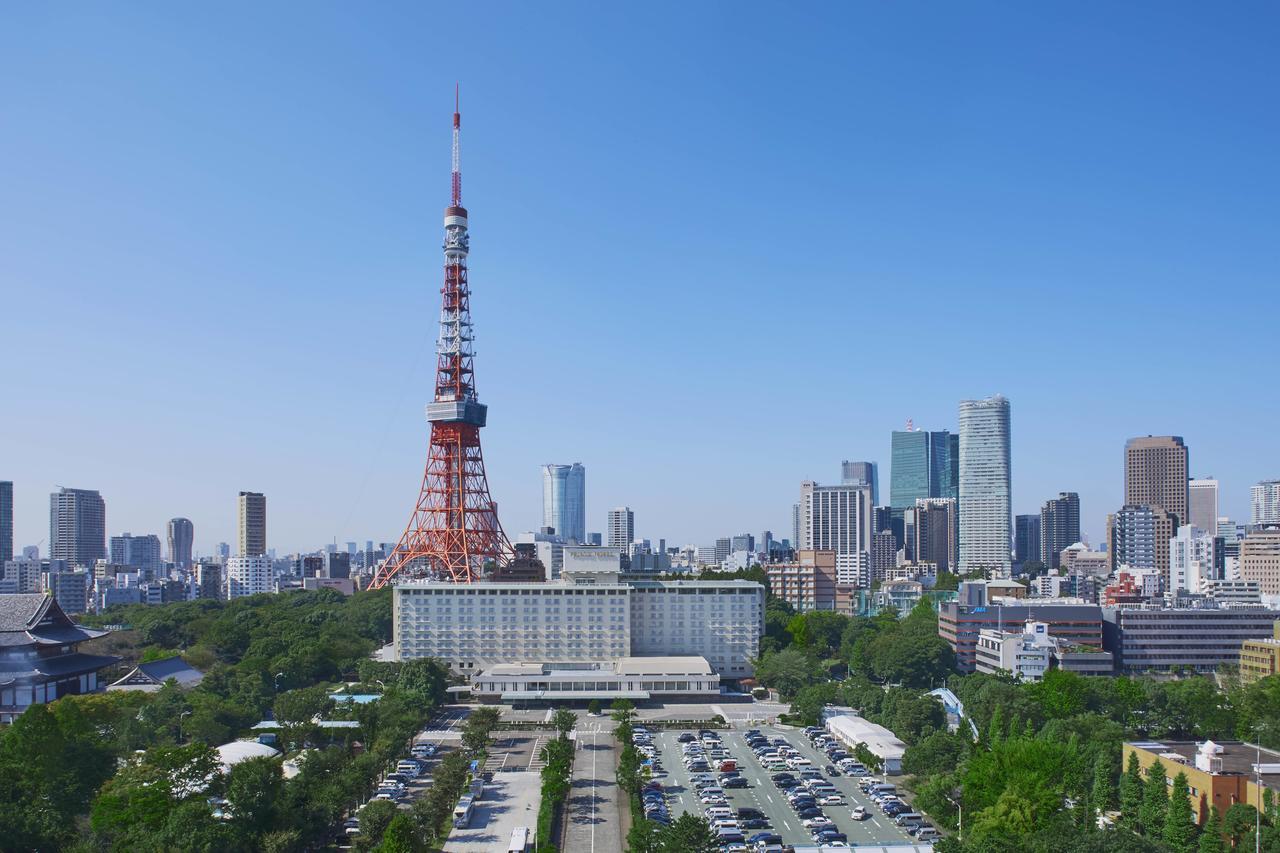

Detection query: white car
(851, 806), (868, 821)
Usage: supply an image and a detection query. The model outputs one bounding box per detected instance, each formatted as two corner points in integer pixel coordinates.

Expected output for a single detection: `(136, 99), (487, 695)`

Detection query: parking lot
(647, 723), (927, 848)
(442, 771), (540, 853)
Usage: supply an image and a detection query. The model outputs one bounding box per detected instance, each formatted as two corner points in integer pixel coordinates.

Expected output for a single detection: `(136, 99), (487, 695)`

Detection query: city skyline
(3, 4), (1278, 553)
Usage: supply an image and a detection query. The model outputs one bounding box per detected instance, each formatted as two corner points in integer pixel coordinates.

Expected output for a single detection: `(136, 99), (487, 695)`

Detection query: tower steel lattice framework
(370, 93), (510, 588)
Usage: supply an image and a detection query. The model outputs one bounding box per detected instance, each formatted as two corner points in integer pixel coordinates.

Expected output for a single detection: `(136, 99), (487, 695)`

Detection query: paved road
(442, 772), (540, 853)
(562, 718), (622, 853)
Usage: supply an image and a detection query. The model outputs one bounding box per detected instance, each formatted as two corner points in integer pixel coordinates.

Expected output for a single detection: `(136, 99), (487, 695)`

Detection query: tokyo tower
(370, 91), (510, 588)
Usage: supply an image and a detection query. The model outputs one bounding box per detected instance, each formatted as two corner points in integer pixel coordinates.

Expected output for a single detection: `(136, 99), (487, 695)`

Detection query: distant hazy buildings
(541, 463), (586, 543)
(958, 395), (1012, 577)
(1187, 478), (1219, 535)
(607, 507), (634, 550)
(1040, 492), (1081, 569)
(237, 491), (266, 557)
(841, 461), (879, 506)
(49, 487), (106, 567)
(1015, 515), (1041, 568)
(1252, 480), (1280, 527)
(1124, 436), (1188, 525)
(167, 518), (194, 569)
(0, 481), (12, 567)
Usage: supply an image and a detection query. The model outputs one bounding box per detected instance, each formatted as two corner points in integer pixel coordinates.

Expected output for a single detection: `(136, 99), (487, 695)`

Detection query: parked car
(723, 777), (749, 789)
(851, 806), (868, 821)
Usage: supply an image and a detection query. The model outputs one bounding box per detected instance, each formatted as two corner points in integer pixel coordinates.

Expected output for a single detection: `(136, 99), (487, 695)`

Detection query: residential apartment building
(1102, 606), (1280, 673)
(167, 518), (194, 569)
(958, 395), (1012, 577)
(606, 507), (634, 550)
(975, 621), (1054, 682)
(1111, 504), (1177, 584)
(1039, 492), (1080, 569)
(1251, 480), (1280, 527)
(798, 481), (874, 560)
(914, 498), (957, 574)
(0, 481), (12, 566)
(1124, 435), (1188, 525)
(1168, 526), (1218, 594)
(49, 487), (106, 567)
(226, 556), (273, 598)
(766, 549), (837, 612)
(109, 533), (163, 579)
(237, 491), (266, 557)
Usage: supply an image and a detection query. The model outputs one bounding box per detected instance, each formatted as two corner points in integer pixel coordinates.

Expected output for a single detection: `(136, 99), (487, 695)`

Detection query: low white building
(469, 656), (720, 702)
(975, 620), (1055, 681)
(821, 708), (907, 775)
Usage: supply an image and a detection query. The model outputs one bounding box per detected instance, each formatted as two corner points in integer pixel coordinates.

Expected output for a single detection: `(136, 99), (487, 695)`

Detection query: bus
(507, 826), (531, 853)
(452, 795), (475, 828)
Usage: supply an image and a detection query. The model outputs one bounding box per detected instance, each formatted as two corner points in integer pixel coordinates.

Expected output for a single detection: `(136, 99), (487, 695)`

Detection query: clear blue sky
(2, 3), (1277, 555)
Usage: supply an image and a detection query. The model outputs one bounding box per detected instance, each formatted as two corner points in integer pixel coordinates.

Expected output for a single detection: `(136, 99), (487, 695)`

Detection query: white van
(786, 757), (813, 769)
(705, 806), (733, 820)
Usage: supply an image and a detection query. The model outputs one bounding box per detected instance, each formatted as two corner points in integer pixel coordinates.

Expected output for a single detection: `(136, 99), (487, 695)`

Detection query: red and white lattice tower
(370, 92), (510, 588)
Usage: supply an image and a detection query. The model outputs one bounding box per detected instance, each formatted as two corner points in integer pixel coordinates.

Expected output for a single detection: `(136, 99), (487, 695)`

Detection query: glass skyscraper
(890, 430), (958, 509)
(542, 463), (586, 543)
(958, 395), (1011, 576)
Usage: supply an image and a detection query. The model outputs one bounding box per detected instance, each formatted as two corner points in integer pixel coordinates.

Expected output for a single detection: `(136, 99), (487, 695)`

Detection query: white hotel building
(393, 560), (764, 680)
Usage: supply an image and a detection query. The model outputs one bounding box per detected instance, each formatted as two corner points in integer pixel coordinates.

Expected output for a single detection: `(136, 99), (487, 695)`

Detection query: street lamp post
(948, 788), (963, 841)
(179, 710), (192, 742)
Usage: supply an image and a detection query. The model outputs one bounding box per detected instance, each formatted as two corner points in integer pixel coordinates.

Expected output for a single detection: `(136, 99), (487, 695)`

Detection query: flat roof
(477, 656), (715, 679)
(501, 691), (651, 700)
(1128, 740), (1280, 788)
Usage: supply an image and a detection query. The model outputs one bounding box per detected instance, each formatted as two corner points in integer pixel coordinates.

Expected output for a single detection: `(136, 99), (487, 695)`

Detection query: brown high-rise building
(1124, 436), (1188, 526)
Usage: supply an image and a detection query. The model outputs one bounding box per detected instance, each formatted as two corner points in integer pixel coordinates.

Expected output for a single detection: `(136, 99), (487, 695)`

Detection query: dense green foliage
(536, 734), (574, 851)
(0, 588), (456, 852)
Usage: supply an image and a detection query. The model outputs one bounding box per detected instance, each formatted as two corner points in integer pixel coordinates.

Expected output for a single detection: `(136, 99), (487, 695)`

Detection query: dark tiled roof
(0, 652), (121, 685)
(132, 657), (204, 686)
(0, 593), (109, 648)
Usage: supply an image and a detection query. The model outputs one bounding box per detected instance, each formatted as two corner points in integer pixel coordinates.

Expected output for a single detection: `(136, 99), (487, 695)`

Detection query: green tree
(660, 813), (720, 853)
(226, 755), (284, 836)
(627, 819), (663, 853)
(617, 744), (642, 795)
(610, 698), (637, 725)
(1163, 771), (1196, 853)
(1197, 805), (1225, 853)
(902, 729), (966, 778)
(375, 813), (420, 853)
(753, 646), (820, 698)
(587, 698), (602, 715)
(1119, 751), (1143, 827)
(1221, 803), (1258, 848)
(551, 708), (577, 739)
(1139, 760), (1168, 836)
(359, 797), (400, 848)
(1090, 753), (1115, 817)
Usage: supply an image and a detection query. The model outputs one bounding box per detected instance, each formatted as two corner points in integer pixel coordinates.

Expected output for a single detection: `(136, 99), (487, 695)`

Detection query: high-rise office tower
(1039, 492), (1081, 569)
(730, 533), (755, 554)
(110, 533), (164, 578)
(799, 480), (874, 559)
(1252, 480), (1280, 526)
(841, 461), (879, 506)
(607, 507), (634, 549)
(792, 503), (801, 548)
(237, 491), (266, 557)
(49, 487), (106, 567)
(714, 537), (732, 563)
(1187, 479), (1219, 534)
(890, 430), (930, 509)
(0, 481), (12, 566)
(1124, 436), (1188, 526)
(541, 463), (586, 543)
(958, 395), (1012, 576)
(167, 518), (194, 569)
(890, 429), (958, 509)
(1015, 515), (1041, 568)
